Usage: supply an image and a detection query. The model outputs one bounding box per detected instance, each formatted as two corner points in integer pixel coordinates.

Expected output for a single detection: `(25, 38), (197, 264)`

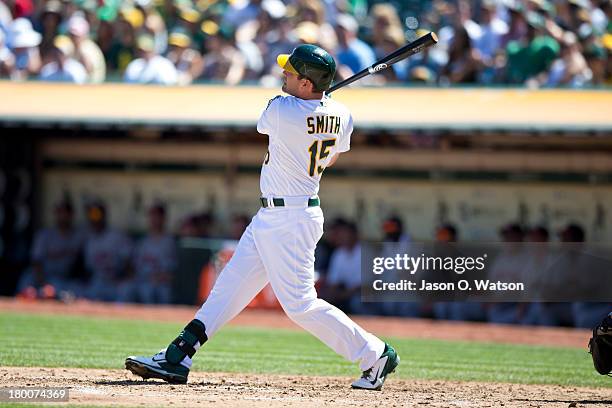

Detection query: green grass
(1, 311), (610, 389)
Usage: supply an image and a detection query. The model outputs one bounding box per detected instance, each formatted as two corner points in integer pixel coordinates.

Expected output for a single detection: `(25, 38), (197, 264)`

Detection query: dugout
(1, 82), (611, 302)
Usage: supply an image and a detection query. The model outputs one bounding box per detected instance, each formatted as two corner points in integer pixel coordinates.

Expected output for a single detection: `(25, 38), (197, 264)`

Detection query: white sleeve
(256, 96), (281, 136)
(160, 59), (178, 85)
(337, 114), (353, 153)
(72, 61), (88, 84)
(124, 61), (138, 83)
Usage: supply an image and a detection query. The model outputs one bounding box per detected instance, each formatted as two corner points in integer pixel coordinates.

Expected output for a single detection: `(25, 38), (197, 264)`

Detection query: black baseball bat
(326, 32), (438, 94)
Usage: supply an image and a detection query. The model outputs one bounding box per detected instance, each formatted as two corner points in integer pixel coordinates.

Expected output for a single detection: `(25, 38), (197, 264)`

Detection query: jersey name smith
(307, 115), (342, 135)
(256, 95), (353, 197)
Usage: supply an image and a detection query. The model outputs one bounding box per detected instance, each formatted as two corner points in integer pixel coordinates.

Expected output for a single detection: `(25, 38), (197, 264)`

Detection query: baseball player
(126, 204), (177, 304)
(18, 200), (85, 295)
(125, 44), (400, 390)
(84, 202), (133, 302)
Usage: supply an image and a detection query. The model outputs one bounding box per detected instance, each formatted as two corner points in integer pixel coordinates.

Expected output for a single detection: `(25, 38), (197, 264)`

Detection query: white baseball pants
(194, 204), (385, 370)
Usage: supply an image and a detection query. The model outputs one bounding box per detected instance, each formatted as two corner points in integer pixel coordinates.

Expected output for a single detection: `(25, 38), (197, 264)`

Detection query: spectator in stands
(249, 0), (289, 55)
(176, 6), (205, 53)
(474, 0), (509, 61)
(7, 17), (42, 80)
(136, 0), (168, 55)
(66, 13), (106, 83)
(124, 33), (178, 85)
(293, 20), (321, 46)
(376, 27), (412, 83)
(198, 25), (245, 85)
(254, 10), (297, 80)
(95, 6), (118, 72)
(584, 43), (607, 85)
(0, 0), (609, 88)
(565, 0), (594, 33)
(334, 13), (376, 76)
(128, 203), (177, 304)
(222, 0), (262, 29)
(589, 0), (609, 35)
(555, 0), (579, 32)
(368, 3), (403, 47)
(157, 0), (181, 30)
(504, 11), (560, 84)
(233, 21), (264, 81)
(107, 8), (140, 74)
(474, 0), (509, 83)
(0, 0), (12, 30)
(166, 28), (203, 85)
(500, 2), (529, 49)
(0, 28), (15, 78)
(439, 24), (483, 84)
(406, 29), (444, 82)
(83, 201), (133, 302)
(37, 0), (62, 60)
(538, 31), (591, 87)
(455, 0), (483, 44)
(294, 0), (337, 51)
(17, 200), (85, 298)
(39, 35), (87, 84)
(321, 220), (364, 314)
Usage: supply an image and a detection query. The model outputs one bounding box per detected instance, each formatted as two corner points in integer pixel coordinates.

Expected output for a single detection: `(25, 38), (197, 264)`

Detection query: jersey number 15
(308, 139), (336, 177)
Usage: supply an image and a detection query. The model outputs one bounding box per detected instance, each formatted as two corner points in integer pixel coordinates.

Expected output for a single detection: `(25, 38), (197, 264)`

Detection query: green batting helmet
(277, 44), (336, 92)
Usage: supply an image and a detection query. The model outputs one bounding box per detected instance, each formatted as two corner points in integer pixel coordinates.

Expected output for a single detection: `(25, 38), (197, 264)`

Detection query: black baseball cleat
(125, 349), (190, 384)
(351, 343), (400, 390)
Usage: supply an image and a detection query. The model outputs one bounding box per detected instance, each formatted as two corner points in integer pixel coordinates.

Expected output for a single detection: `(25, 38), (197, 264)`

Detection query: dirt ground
(1, 299), (608, 407)
(2, 367), (611, 408)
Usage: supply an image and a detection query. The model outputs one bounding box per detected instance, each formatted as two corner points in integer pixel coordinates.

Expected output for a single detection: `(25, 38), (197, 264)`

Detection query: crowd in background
(16, 197), (611, 329)
(0, 0), (610, 87)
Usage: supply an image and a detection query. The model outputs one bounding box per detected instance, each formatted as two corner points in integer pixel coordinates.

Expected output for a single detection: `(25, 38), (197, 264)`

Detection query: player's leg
(253, 207), (398, 390)
(125, 222), (268, 383)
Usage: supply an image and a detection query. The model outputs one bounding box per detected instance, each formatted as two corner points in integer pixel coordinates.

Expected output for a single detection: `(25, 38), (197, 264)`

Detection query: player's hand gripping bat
(326, 32), (438, 94)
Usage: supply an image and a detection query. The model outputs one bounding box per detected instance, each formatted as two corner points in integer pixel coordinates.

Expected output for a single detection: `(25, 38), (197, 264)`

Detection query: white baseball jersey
(256, 94), (353, 197)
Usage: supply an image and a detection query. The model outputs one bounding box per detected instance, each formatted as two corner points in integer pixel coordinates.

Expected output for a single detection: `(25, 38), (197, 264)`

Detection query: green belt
(260, 197), (320, 208)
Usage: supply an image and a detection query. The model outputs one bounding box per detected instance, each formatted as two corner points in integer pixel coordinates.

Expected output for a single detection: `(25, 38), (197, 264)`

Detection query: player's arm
(257, 96), (281, 136)
(331, 113), (352, 166)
